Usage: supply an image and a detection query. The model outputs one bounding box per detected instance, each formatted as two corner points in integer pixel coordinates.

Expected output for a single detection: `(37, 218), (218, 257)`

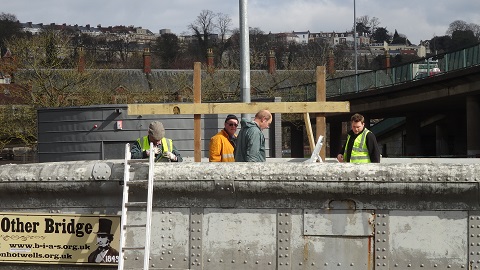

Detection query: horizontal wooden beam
(128, 101), (350, 115)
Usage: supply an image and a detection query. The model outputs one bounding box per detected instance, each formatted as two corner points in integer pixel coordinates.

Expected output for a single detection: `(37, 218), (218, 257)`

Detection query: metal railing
(326, 43), (480, 97)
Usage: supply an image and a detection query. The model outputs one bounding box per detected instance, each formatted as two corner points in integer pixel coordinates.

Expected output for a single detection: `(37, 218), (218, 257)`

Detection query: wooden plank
(127, 101), (350, 115)
(193, 62), (201, 162)
(304, 113), (315, 153)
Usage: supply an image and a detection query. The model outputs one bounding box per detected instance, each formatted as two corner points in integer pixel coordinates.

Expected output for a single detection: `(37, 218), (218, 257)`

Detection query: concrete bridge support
(328, 121), (342, 158)
(406, 115), (422, 156)
(1, 160), (480, 269)
(435, 121), (449, 156)
(467, 95), (480, 157)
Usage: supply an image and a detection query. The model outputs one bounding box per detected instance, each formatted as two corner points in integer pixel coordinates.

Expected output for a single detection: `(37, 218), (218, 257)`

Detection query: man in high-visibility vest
(131, 121), (182, 162)
(337, 113), (380, 163)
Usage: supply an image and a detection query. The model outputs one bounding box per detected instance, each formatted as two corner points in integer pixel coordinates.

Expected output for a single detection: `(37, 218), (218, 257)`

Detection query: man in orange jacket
(209, 115), (238, 162)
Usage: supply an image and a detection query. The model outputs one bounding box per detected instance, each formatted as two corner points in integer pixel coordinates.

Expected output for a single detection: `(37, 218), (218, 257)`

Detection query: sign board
(0, 213), (120, 265)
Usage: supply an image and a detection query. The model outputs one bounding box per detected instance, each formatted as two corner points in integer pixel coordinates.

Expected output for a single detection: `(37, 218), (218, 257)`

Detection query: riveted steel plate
(189, 208), (203, 270)
(92, 162), (111, 180)
(290, 209), (374, 270)
(277, 209), (292, 269)
(468, 211), (480, 270)
(290, 236), (372, 269)
(202, 208), (277, 270)
(304, 209), (374, 236)
(389, 210), (468, 270)
(149, 208), (190, 269)
(374, 210), (389, 270)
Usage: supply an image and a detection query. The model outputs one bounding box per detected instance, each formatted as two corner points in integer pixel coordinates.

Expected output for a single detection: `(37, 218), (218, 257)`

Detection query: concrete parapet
(0, 160), (478, 211)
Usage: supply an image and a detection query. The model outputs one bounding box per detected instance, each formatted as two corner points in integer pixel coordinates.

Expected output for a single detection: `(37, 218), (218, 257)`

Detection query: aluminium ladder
(118, 143), (155, 270)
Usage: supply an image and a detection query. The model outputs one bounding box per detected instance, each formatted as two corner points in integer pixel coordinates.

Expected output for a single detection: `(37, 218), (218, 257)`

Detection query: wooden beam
(316, 66), (326, 160)
(128, 101), (350, 115)
(304, 113), (315, 153)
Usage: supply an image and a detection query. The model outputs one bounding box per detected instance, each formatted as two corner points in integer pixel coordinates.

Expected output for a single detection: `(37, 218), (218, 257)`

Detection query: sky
(2, 0), (480, 45)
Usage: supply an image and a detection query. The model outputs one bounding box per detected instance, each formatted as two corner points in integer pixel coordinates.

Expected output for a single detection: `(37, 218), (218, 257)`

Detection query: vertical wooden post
(316, 66), (326, 161)
(193, 62), (202, 162)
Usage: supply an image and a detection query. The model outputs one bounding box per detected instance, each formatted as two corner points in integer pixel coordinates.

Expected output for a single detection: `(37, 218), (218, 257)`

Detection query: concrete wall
(0, 159), (480, 269)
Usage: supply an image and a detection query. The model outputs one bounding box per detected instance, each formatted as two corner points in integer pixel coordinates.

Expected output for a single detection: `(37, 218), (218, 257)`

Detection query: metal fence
(275, 43), (480, 100)
(326, 43), (480, 97)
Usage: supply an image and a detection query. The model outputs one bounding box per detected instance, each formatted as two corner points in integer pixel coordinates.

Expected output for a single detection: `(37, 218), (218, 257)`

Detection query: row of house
(18, 22), (428, 58)
(20, 22), (158, 44)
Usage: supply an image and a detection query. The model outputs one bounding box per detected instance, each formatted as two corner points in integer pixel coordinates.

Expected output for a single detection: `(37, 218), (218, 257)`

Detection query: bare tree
(7, 30), (102, 108)
(357, 15), (380, 36)
(369, 17), (381, 33)
(216, 12), (232, 43)
(188, 10), (217, 60)
(446, 20), (470, 36)
(469, 23), (480, 39)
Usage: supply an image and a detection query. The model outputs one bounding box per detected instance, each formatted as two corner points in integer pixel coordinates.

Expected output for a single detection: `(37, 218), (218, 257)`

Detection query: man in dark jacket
(234, 110), (272, 162)
(130, 121), (182, 162)
(337, 113), (380, 163)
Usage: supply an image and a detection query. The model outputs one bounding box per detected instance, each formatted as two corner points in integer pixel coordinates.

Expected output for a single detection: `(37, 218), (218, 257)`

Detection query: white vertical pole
(240, 0), (251, 119)
(354, 0), (358, 92)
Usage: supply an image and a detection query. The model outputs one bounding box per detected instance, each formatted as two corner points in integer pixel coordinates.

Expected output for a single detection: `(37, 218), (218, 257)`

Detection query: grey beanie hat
(148, 121), (165, 140)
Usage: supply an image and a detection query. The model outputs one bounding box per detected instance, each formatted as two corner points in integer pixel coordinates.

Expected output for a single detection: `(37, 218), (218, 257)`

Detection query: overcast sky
(3, 0), (480, 45)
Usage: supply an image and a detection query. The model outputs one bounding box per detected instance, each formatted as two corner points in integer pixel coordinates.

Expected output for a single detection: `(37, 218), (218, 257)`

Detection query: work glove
(164, 151), (177, 161)
(146, 147), (161, 157)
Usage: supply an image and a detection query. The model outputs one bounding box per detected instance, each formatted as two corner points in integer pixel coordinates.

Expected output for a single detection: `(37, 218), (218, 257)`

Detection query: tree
(215, 12), (233, 66)
(216, 13), (232, 44)
(446, 20), (470, 36)
(355, 22), (370, 36)
(153, 33), (180, 69)
(451, 30), (478, 50)
(371, 27), (390, 43)
(429, 35), (452, 54)
(6, 31), (100, 108)
(0, 13), (24, 55)
(391, 29), (410, 45)
(188, 10), (217, 61)
(357, 15), (380, 32)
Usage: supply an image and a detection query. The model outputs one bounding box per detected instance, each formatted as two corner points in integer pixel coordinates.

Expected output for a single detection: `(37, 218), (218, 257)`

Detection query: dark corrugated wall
(37, 104), (278, 162)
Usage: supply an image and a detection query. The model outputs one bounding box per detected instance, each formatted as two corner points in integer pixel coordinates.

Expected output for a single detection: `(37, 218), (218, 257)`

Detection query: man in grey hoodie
(234, 109), (272, 162)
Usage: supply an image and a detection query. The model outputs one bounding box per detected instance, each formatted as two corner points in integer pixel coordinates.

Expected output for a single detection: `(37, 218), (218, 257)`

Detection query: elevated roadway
(324, 44), (480, 158)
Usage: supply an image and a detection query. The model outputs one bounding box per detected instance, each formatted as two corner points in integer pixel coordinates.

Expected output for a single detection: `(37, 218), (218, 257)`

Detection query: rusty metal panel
(291, 236), (373, 269)
(286, 209), (374, 270)
(389, 210), (468, 269)
(202, 208), (277, 270)
(303, 209), (374, 236)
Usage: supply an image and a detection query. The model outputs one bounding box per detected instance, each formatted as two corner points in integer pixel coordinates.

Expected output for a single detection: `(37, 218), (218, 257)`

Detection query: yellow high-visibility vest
(344, 128), (371, 163)
(137, 136), (173, 153)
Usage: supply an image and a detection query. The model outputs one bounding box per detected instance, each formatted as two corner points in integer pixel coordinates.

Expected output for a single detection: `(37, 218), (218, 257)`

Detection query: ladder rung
(124, 224), (146, 228)
(126, 159), (148, 164)
(127, 179), (148, 185)
(122, 246), (145, 250)
(125, 202), (147, 207)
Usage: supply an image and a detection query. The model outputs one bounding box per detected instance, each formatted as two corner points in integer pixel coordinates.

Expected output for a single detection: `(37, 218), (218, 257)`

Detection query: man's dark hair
(351, 113), (364, 123)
